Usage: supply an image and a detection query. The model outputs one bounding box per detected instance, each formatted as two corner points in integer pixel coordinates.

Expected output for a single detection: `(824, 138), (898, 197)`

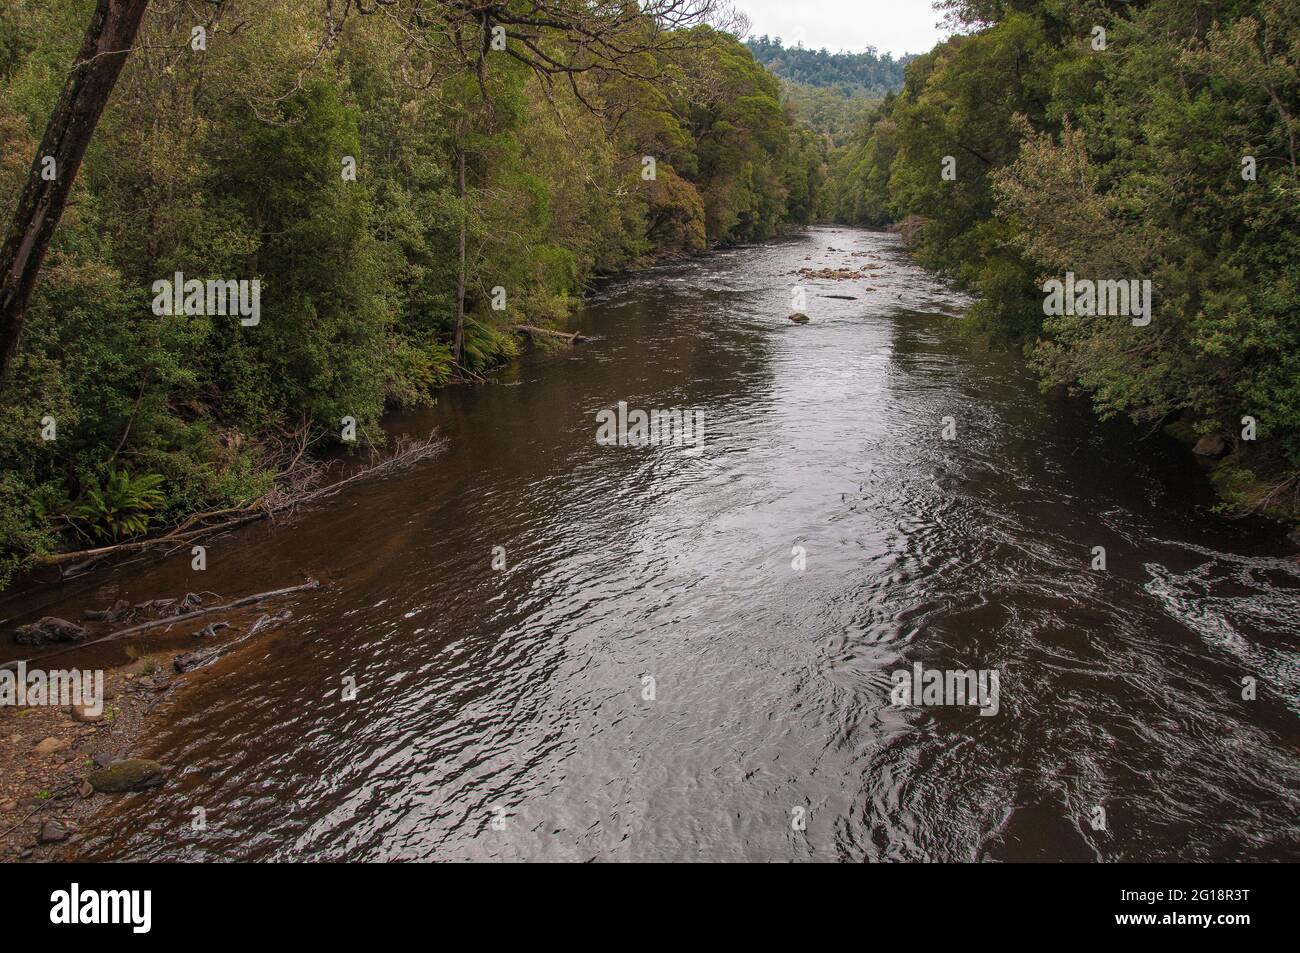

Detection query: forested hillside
(825, 0), (1300, 518)
(779, 82), (880, 148)
(745, 35), (913, 97)
(0, 0), (823, 586)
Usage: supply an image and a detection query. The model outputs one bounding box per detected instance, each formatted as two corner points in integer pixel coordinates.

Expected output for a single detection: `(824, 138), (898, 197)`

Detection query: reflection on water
(18, 227), (1299, 861)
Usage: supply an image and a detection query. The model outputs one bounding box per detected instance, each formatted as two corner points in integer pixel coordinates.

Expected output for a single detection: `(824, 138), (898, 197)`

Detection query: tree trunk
(453, 141), (467, 368)
(0, 0), (149, 381)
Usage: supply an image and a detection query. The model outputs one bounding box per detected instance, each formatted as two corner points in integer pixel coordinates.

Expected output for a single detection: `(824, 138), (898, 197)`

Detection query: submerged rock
(83, 599), (133, 624)
(173, 646), (223, 673)
(13, 617), (86, 646)
(87, 758), (165, 793)
(788, 313), (810, 324)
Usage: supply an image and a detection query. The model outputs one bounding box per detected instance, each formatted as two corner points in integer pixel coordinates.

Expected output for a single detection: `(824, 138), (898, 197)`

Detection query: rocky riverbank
(1, 588), (303, 860)
(0, 655), (171, 861)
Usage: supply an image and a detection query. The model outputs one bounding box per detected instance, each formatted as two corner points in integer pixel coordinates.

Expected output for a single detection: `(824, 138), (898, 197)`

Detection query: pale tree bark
(454, 139), (466, 367)
(0, 0), (150, 382)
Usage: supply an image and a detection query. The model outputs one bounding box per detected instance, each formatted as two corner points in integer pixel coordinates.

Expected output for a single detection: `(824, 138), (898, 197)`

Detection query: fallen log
(35, 432), (444, 572)
(82, 579), (318, 642)
(40, 511), (265, 569)
(2, 579), (321, 671)
(513, 324), (587, 344)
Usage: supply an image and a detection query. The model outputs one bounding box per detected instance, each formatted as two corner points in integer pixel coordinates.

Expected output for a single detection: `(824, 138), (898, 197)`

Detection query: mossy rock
(88, 759), (166, 793)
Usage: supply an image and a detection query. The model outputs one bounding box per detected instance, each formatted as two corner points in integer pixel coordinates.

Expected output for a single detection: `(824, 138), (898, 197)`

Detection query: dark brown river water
(10, 227), (1300, 861)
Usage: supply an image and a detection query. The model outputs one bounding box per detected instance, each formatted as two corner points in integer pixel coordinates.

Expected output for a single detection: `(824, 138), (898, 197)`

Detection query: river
(19, 226), (1300, 861)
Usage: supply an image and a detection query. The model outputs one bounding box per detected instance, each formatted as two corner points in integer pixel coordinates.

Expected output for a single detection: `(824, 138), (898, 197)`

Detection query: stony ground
(0, 654), (177, 861)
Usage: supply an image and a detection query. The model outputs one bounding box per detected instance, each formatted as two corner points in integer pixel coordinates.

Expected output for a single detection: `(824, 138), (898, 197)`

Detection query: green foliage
(69, 469), (166, 541)
(825, 0), (1300, 515)
(745, 36), (912, 97)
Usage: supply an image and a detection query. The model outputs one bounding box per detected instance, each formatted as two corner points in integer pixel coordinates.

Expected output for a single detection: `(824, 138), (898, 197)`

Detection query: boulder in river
(13, 617), (86, 646)
(87, 758), (166, 793)
(788, 313), (810, 324)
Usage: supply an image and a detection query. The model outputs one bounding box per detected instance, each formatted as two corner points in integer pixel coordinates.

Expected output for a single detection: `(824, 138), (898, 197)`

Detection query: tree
(0, 0), (149, 381)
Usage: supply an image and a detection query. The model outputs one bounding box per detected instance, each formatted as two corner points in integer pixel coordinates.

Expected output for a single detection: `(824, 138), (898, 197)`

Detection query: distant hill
(745, 36), (913, 98)
(779, 82), (879, 147)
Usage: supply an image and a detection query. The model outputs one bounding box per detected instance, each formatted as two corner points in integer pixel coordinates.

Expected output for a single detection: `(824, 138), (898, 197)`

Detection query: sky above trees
(734, 0), (948, 56)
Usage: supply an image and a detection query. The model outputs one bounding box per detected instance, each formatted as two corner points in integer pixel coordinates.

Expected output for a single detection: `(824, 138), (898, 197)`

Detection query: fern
(70, 469), (166, 541)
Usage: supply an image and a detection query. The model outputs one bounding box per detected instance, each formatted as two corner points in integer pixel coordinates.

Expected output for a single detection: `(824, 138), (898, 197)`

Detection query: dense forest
(824, 0), (1300, 520)
(745, 35), (913, 97)
(0, 0), (824, 586)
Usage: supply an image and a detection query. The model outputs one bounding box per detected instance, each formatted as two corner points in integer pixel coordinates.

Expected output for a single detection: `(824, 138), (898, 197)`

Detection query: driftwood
(36, 432), (444, 573)
(2, 579), (321, 671)
(41, 512), (265, 569)
(513, 324), (587, 344)
(83, 579), (318, 641)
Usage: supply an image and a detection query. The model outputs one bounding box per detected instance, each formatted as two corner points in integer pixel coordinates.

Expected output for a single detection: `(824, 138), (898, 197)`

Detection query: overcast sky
(731, 0), (949, 57)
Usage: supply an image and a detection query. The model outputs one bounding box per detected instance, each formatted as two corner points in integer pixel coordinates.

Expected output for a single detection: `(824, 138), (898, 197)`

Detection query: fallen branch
(85, 580), (319, 641)
(42, 511), (266, 569)
(2, 579), (321, 671)
(513, 323), (587, 344)
(36, 432), (444, 571)
(0, 779), (80, 840)
(266, 433), (445, 515)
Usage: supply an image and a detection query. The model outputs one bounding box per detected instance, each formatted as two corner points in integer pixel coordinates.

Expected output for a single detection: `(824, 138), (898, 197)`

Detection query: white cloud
(729, 0), (949, 56)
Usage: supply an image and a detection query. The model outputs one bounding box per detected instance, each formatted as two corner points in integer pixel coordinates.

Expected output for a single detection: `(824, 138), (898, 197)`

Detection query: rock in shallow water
(88, 759), (166, 793)
(174, 646), (224, 673)
(13, 617), (86, 646)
